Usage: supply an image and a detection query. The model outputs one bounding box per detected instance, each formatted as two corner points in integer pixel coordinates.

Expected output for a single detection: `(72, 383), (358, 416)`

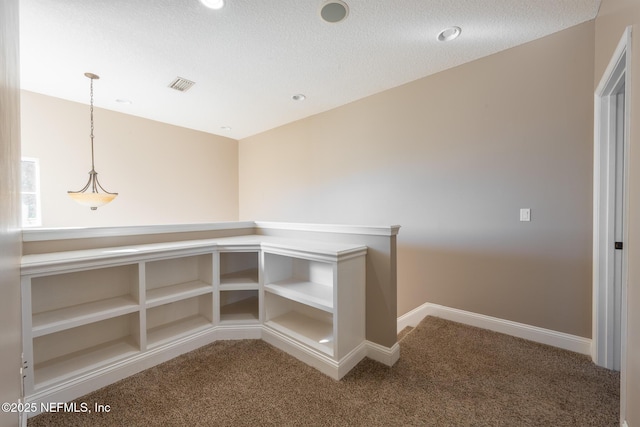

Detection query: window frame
(21, 156), (42, 227)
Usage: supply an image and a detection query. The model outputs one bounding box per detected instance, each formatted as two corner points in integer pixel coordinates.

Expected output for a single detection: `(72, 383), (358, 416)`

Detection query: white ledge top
(21, 235), (368, 275)
(254, 221), (401, 236)
(21, 221), (256, 242)
(22, 221), (401, 242)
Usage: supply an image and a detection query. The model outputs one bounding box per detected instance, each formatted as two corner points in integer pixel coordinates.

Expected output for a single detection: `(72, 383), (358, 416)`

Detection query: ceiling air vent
(168, 77), (195, 92)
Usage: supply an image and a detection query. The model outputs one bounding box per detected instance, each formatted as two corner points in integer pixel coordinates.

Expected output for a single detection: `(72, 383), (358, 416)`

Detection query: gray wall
(0, 0), (24, 425)
(240, 21), (595, 338)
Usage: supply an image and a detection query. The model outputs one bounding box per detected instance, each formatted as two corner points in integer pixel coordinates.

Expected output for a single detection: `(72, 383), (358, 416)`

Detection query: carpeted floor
(28, 316), (619, 426)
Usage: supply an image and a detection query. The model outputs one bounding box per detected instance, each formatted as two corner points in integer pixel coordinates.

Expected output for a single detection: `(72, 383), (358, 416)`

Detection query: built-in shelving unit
(21, 231), (373, 417)
(261, 242), (366, 365)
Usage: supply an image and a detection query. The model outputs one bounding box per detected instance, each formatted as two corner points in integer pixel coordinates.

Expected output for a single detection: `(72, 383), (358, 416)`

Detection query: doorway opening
(592, 25), (631, 424)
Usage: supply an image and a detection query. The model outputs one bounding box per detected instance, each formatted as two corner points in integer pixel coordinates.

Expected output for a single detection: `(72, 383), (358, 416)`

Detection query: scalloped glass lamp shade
(68, 169), (118, 210)
(68, 191), (117, 210)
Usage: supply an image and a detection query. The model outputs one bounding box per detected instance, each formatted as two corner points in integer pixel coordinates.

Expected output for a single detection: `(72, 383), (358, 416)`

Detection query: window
(21, 157), (42, 227)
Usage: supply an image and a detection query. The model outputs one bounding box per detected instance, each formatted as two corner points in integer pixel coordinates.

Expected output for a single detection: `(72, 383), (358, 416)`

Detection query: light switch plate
(520, 208), (531, 222)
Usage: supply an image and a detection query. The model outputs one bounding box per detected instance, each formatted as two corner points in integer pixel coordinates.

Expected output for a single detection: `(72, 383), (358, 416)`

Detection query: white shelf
(145, 280), (212, 308)
(220, 269), (259, 289)
(32, 296), (138, 337)
(220, 295), (259, 323)
(265, 279), (333, 313)
(34, 337), (139, 390)
(265, 311), (333, 356)
(146, 315), (212, 349)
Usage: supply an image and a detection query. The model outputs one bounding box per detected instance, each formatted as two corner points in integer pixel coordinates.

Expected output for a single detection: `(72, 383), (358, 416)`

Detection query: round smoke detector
(320, 1), (349, 23)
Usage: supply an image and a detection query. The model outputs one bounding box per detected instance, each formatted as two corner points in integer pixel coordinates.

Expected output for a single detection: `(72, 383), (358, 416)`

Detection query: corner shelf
(219, 290), (259, 323)
(219, 270), (259, 289)
(219, 251), (259, 289)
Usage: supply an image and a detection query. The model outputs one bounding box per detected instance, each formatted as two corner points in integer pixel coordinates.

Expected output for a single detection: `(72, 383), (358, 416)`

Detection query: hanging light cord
(89, 75), (96, 174)
(68, 72), (117, 200)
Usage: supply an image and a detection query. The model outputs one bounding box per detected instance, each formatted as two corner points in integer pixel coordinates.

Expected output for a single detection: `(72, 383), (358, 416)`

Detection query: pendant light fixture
(67, 72), (118, 210)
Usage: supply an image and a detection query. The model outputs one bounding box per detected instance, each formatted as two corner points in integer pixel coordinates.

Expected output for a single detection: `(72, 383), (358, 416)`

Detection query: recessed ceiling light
(220, 126), (232, 131)
(320, 1), (349, 23)
(200, 0), (224, 10)
(437, 26), (462, 42)
(292, 94), (306, 101)
(115, 98), (132, 105)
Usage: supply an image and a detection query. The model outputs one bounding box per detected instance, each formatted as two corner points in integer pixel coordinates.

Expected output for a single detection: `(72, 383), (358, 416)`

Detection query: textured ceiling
(19, 0), (600, 140)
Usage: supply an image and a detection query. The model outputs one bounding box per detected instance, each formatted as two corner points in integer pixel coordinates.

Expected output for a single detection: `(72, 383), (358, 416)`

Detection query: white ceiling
(19, 0), (601, 140)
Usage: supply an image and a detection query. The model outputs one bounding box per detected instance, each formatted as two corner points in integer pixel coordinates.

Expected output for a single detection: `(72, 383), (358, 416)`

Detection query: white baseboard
(398, 302), (592, 356)
(261, 327), (344, 380)
(215, 324), (262, 340)
(366, 341), (400, 366)
(26, 323), (393, 417)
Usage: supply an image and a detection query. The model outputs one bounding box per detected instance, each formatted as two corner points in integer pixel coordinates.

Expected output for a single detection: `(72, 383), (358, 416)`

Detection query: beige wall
(240, 21), (595, 338)
(595, 0), (640, 425)
(0, 0), (23, 425)
(21, 91), (239, 227)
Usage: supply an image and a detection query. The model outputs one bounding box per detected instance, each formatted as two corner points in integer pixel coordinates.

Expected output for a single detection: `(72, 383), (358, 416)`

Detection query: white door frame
(592, 25), (631, 422)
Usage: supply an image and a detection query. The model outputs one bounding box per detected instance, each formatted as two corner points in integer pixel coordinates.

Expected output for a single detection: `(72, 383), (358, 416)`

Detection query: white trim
(365, 340), (400, 366)
(212, 324), (263, 340)
(22, 221), (401, 242)
(338, 342), (370, 377)
(593, 25), (631, 368)
(21, 236), (368, 275)
(397, 301), (436, 333)
(255, 221), (401, 236)
(24, 323), (385, 417)
(593, 25), (632, 426)
(260, 241), (367, 263)
(622, 421), (629, 427)
(261, 327), (343, 380)
(21, 241), (220, 276)
(398, 302), (591, 355)
(21, 221), (257, 242)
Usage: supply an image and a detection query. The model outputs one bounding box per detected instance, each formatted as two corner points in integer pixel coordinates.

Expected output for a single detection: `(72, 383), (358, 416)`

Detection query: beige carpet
(28, 317), (619, 426)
